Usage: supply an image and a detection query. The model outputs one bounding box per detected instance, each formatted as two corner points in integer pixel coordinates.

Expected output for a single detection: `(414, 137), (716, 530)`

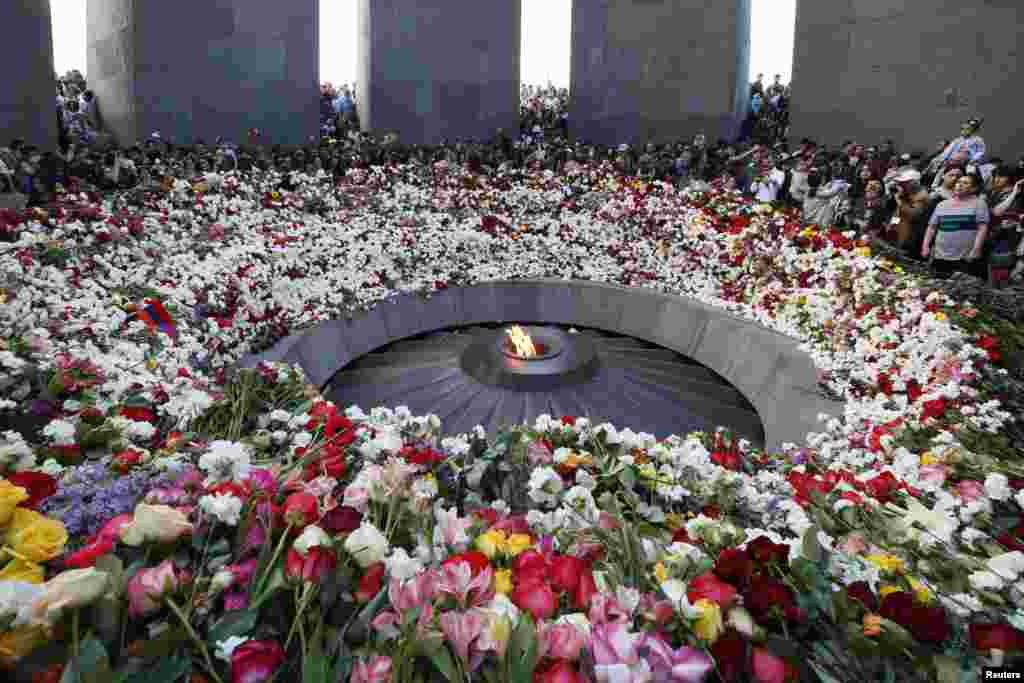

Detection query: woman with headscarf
(921, 173), (990, 279)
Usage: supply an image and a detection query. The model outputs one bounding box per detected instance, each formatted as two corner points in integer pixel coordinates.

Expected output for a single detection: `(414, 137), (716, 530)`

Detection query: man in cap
(890, 167), (931, 256)
(928, 118), (986, 177)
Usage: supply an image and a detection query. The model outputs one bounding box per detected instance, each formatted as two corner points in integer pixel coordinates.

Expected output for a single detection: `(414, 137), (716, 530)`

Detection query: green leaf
(122, 627), (189, 661)
(207, 608), (259, 645)
(61, 637), (111, 683)
(303, 620), (330, 683)
(415, 640), (458, 682)
(801, 525), (823, 563)
(807, 661), (843, 683)
(121, 656), (193, 683)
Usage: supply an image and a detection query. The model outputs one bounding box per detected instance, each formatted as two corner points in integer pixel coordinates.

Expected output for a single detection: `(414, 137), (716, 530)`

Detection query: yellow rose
(0, 626), (47, 668)
(693, 599), (724, 643)
(494, 569), (513, 595)
(3, 509), (67, 563)
(865, 554), (905, 574)
(475, 529), (507, 559)
(909, 577), (933, 604)
(919, 451), (939, 466)
(0, 480), (29, 526)
(653, 562), (670, 583)
(0, 557), (43, 584)
(505, 534), (533, 557)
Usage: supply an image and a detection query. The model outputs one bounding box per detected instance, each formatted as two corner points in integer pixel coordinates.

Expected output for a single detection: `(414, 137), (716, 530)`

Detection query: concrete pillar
(357, 0), (521, 145)
(570, 0), (751, 146)
(86, 0), (318, 146)
(0, 1), (57, 148)
(790, 1), (1024, 157)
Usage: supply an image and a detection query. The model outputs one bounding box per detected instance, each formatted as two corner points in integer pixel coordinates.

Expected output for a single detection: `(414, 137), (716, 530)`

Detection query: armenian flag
(132, 299), (177, 339)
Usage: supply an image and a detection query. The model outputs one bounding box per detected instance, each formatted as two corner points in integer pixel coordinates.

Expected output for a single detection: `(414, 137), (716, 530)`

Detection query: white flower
(1017, 489), (1024, 511)
(0, 581), (43, 626)
(360, 428), (403, 459)
(345, 522), (390, 568)
(968, 570), (1006, 592)
(985, 473), (1013, 502)
(126, 420), (157, 441)
(215, 635), (250, 662)
(987, 552), (1024, 581)
(527, 466), (564, 507)
(42, 419), (76, 446)
(660, 579), (700, 618)
(293, 525), (332, 555)
(269, 409), (292, 423)
(939, 592), (984, 618)
(385, 548), (423, 581)
(210, 568), (235, 593)
(198, 440), (252, 485)
(562, 485), (599, 527)
(39, 458), (64, 477)
(199, 493), (244, 526)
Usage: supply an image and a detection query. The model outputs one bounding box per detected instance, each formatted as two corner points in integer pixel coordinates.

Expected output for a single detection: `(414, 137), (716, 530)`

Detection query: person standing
(921, 173), (990, 279)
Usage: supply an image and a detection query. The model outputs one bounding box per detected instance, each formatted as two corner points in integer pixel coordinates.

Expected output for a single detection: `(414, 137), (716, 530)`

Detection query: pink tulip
(590, 621), (653, 683)
(541, 622), (586, 661)
(439, 610), (485, 670)
(127, 560), (179, 617)
(230, 639), (285, 683)
(388, 570), (436, 612)
(588, 591), (632, 625)
(351, 656), (392, 683)
(641, 632), (714, 683)
(437, 561), (494, 608)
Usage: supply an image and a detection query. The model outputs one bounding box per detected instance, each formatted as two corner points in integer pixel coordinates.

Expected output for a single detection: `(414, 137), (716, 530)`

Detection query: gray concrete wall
(570, 0), (752, 146)
(357, 0), (521, 144)
(790, 0), (1024, 158)
(87, 0), (318, 146)
(1, 0), (57, 148)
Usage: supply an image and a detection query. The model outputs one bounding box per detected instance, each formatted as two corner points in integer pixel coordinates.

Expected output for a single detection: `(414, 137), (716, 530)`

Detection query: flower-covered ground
(1, 162), (1023, 682)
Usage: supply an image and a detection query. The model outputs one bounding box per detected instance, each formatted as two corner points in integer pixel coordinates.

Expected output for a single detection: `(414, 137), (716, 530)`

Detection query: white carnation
(199, 493), (243, 526)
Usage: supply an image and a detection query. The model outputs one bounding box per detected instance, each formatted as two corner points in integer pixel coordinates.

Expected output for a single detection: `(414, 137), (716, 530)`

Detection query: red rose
(711, 450), (741, 470)
(230, 639), (285, 683)
(5, 471), (57, 509)
(573, 569), (598, 610)
(320, 505), (362, 534)
(687, 572), (738, 608)
(282, 492), (319, 527)
(845, 581), (878, 611)
(908, 604), (949, 644)
(355, 561), (386, 603)
(746, 536), (789, 565)
(921, 398), (947, 422)
(443, 551), (490, 578)
(511, 579), (558, 622)
(709, 630), (747, 683)
(970, 623), (1024, 652)
(879, 591), (915, 625)
(286, 547), (338, 585)
(713, 547), (754, 584)
(744, 575), (799, 622)
(550, 555), (584, 594)
(120, 406), (156, 422)
(863, 471), (901, 502)
(560, 416), (576, 426)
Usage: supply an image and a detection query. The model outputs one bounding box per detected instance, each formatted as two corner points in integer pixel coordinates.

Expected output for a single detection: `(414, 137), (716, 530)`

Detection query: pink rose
(127, 560), (179, 617)
(919, 464), (952, 487)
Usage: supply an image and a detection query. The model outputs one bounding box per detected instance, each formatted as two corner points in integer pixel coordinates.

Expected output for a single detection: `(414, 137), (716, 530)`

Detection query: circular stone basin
(462, 325), (600, 391)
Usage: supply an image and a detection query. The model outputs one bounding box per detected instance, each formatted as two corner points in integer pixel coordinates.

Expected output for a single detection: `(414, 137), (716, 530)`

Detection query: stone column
(87, 0), (318, 146)
(357, 0), (521, 145)
(789, 0), (1024, 157)
(570, 0), (752, 146)
(0, 0), (57, 148)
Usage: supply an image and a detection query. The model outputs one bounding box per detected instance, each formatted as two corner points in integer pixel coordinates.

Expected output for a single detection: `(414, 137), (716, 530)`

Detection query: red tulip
(355, 562), (387, 603)
(511, 579), (558, 622)
(320, 505), (363, 533)
(230, 640), (285, 683)
(282, 492), (319, 527)
(512, 549), (549, 585)
(573, 568), (598, 610)
(688, 572), (738, 608)
(285, 546), (338, 585)
(536, 660), (587, 683)
(550, 555), (584, 594)
(442, 551), (490, 578)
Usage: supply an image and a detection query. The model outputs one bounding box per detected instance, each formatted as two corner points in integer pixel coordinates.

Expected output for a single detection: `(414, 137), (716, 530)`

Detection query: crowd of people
(2, 73), (1022, 285)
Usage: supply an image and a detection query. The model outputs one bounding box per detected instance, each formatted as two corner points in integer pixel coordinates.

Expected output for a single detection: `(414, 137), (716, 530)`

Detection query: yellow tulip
(505, 534), (533, 557)
(693, 599), (724, 643)
(475, 529), (507, 560)
(494, 569), (513, 595)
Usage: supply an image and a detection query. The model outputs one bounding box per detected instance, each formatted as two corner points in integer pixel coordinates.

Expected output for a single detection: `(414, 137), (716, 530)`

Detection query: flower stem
(166, 597), (225, 683)
(255, 523), (294, 598)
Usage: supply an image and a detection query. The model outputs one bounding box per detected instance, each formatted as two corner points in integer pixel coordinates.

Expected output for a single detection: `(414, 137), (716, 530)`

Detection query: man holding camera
(889, 168), (931, 257)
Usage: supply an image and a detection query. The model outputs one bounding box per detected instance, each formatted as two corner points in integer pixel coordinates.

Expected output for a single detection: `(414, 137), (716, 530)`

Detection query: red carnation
(282, 492), (319, 527)
(286, 546), (338, 586)
(354, 561), (386, 602)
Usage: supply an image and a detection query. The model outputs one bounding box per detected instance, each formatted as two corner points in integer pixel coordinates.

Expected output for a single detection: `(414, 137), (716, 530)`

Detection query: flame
(506, 325), (538, 358)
